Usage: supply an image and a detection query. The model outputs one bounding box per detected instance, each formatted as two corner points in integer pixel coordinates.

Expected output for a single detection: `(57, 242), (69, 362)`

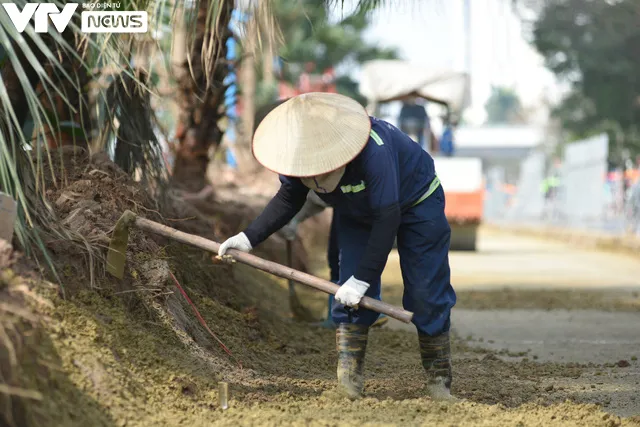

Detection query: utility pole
(463, 0), (471, 73)
(463, 0), (472, 110)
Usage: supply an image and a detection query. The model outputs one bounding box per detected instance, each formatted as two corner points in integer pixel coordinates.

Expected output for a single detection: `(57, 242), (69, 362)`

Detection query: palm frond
(103, 70), (168, 186)
(0, 0), (170, 287)
(324, 0), (392, 14)
(0, 0), (306, 285)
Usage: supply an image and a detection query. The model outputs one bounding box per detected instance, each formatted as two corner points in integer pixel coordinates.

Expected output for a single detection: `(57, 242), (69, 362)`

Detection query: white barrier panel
(507, 151), (545, 219)
(563, 134), (609, 221)
(484, 166), (507, 220)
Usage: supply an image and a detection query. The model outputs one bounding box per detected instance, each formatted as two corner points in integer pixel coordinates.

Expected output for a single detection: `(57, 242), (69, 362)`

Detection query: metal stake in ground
(218, 382), (229, 410)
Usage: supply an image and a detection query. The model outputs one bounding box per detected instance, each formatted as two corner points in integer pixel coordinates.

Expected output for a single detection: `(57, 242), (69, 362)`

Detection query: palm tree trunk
(240, 19), (256, 143)
(172, 0), (234, 192)
(262, 34), (275, 86)
(235, 17), (261, 174)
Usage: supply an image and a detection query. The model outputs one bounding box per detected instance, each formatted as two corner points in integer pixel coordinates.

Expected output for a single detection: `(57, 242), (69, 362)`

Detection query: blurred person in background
(439, 114), (457, 157)
(541, 174), (560, 219)
(625, 177), (640, 235)
(398, 97), (430, 150)
(614, 170), (626, 217)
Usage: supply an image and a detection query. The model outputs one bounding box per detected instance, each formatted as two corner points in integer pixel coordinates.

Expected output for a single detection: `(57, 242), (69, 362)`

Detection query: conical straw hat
(252, 92), (371, 177)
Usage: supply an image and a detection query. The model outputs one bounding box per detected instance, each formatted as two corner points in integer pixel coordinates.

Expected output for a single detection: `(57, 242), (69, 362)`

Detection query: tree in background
(257, 0), (397, 108)
(484, 86), (524, 124)
(533, 0), (640, 157)
(171, 0), (235, 192)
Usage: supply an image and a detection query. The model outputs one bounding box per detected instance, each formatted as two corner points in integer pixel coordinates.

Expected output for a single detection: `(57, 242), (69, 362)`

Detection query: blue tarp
(223, 14), (240, 169)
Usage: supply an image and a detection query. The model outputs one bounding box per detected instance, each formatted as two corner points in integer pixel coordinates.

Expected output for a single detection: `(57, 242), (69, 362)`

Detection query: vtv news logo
(1, 3), (148, 33)
(1, 3), (77, 32)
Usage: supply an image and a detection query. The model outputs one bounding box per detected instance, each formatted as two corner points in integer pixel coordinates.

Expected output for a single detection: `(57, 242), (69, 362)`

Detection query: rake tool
(106, 210), (413, 324)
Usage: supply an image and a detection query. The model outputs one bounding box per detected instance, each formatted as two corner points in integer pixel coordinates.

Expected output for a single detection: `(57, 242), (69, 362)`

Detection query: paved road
(384, 228), (640, 290)
(452, 309), (640, 364)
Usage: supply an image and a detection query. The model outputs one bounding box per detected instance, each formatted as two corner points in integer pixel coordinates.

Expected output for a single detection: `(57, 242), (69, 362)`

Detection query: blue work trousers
(330, 185), (456, 336)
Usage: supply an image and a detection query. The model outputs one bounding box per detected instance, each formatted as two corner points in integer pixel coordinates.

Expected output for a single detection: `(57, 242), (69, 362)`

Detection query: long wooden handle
(134, 216), (414, 324)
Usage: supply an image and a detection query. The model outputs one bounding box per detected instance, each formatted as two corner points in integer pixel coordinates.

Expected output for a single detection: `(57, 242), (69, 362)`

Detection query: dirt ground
(381, 229), (640, 418)
(286, 227), (640, 420)
(2, 156), (640, 426)
(5, 266), (638, 427)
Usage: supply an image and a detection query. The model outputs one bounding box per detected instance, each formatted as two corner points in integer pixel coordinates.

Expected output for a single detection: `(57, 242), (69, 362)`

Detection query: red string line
(169, 271), (242, 370)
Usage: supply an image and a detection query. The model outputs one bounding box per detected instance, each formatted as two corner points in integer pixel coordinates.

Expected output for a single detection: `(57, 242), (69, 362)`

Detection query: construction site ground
(3, 157), (640, 426)
(384, 229), (640, 419)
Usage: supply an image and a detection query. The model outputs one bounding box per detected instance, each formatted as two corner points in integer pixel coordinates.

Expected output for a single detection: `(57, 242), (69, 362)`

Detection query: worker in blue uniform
(219, 93), (456, 400)
(256, 99), (388, 329)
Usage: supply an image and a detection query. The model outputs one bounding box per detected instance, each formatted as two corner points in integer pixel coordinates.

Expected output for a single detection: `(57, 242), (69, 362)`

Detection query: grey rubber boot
(418, 331), (454, 400)
(336, 323), (369, 399)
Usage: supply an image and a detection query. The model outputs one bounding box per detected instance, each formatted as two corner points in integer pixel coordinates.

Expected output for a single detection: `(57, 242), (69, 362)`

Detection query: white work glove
(334, 276), (370, 307)
(218, 232), (252, 256)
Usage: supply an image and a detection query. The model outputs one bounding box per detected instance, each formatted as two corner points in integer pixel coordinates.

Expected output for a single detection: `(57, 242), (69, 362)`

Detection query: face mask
(300, 167), (345, 194)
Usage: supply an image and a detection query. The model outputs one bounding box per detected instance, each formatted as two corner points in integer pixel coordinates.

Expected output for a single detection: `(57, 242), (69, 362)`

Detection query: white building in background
(333, 0), (561, 126)
(454, 125), (545, 183)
